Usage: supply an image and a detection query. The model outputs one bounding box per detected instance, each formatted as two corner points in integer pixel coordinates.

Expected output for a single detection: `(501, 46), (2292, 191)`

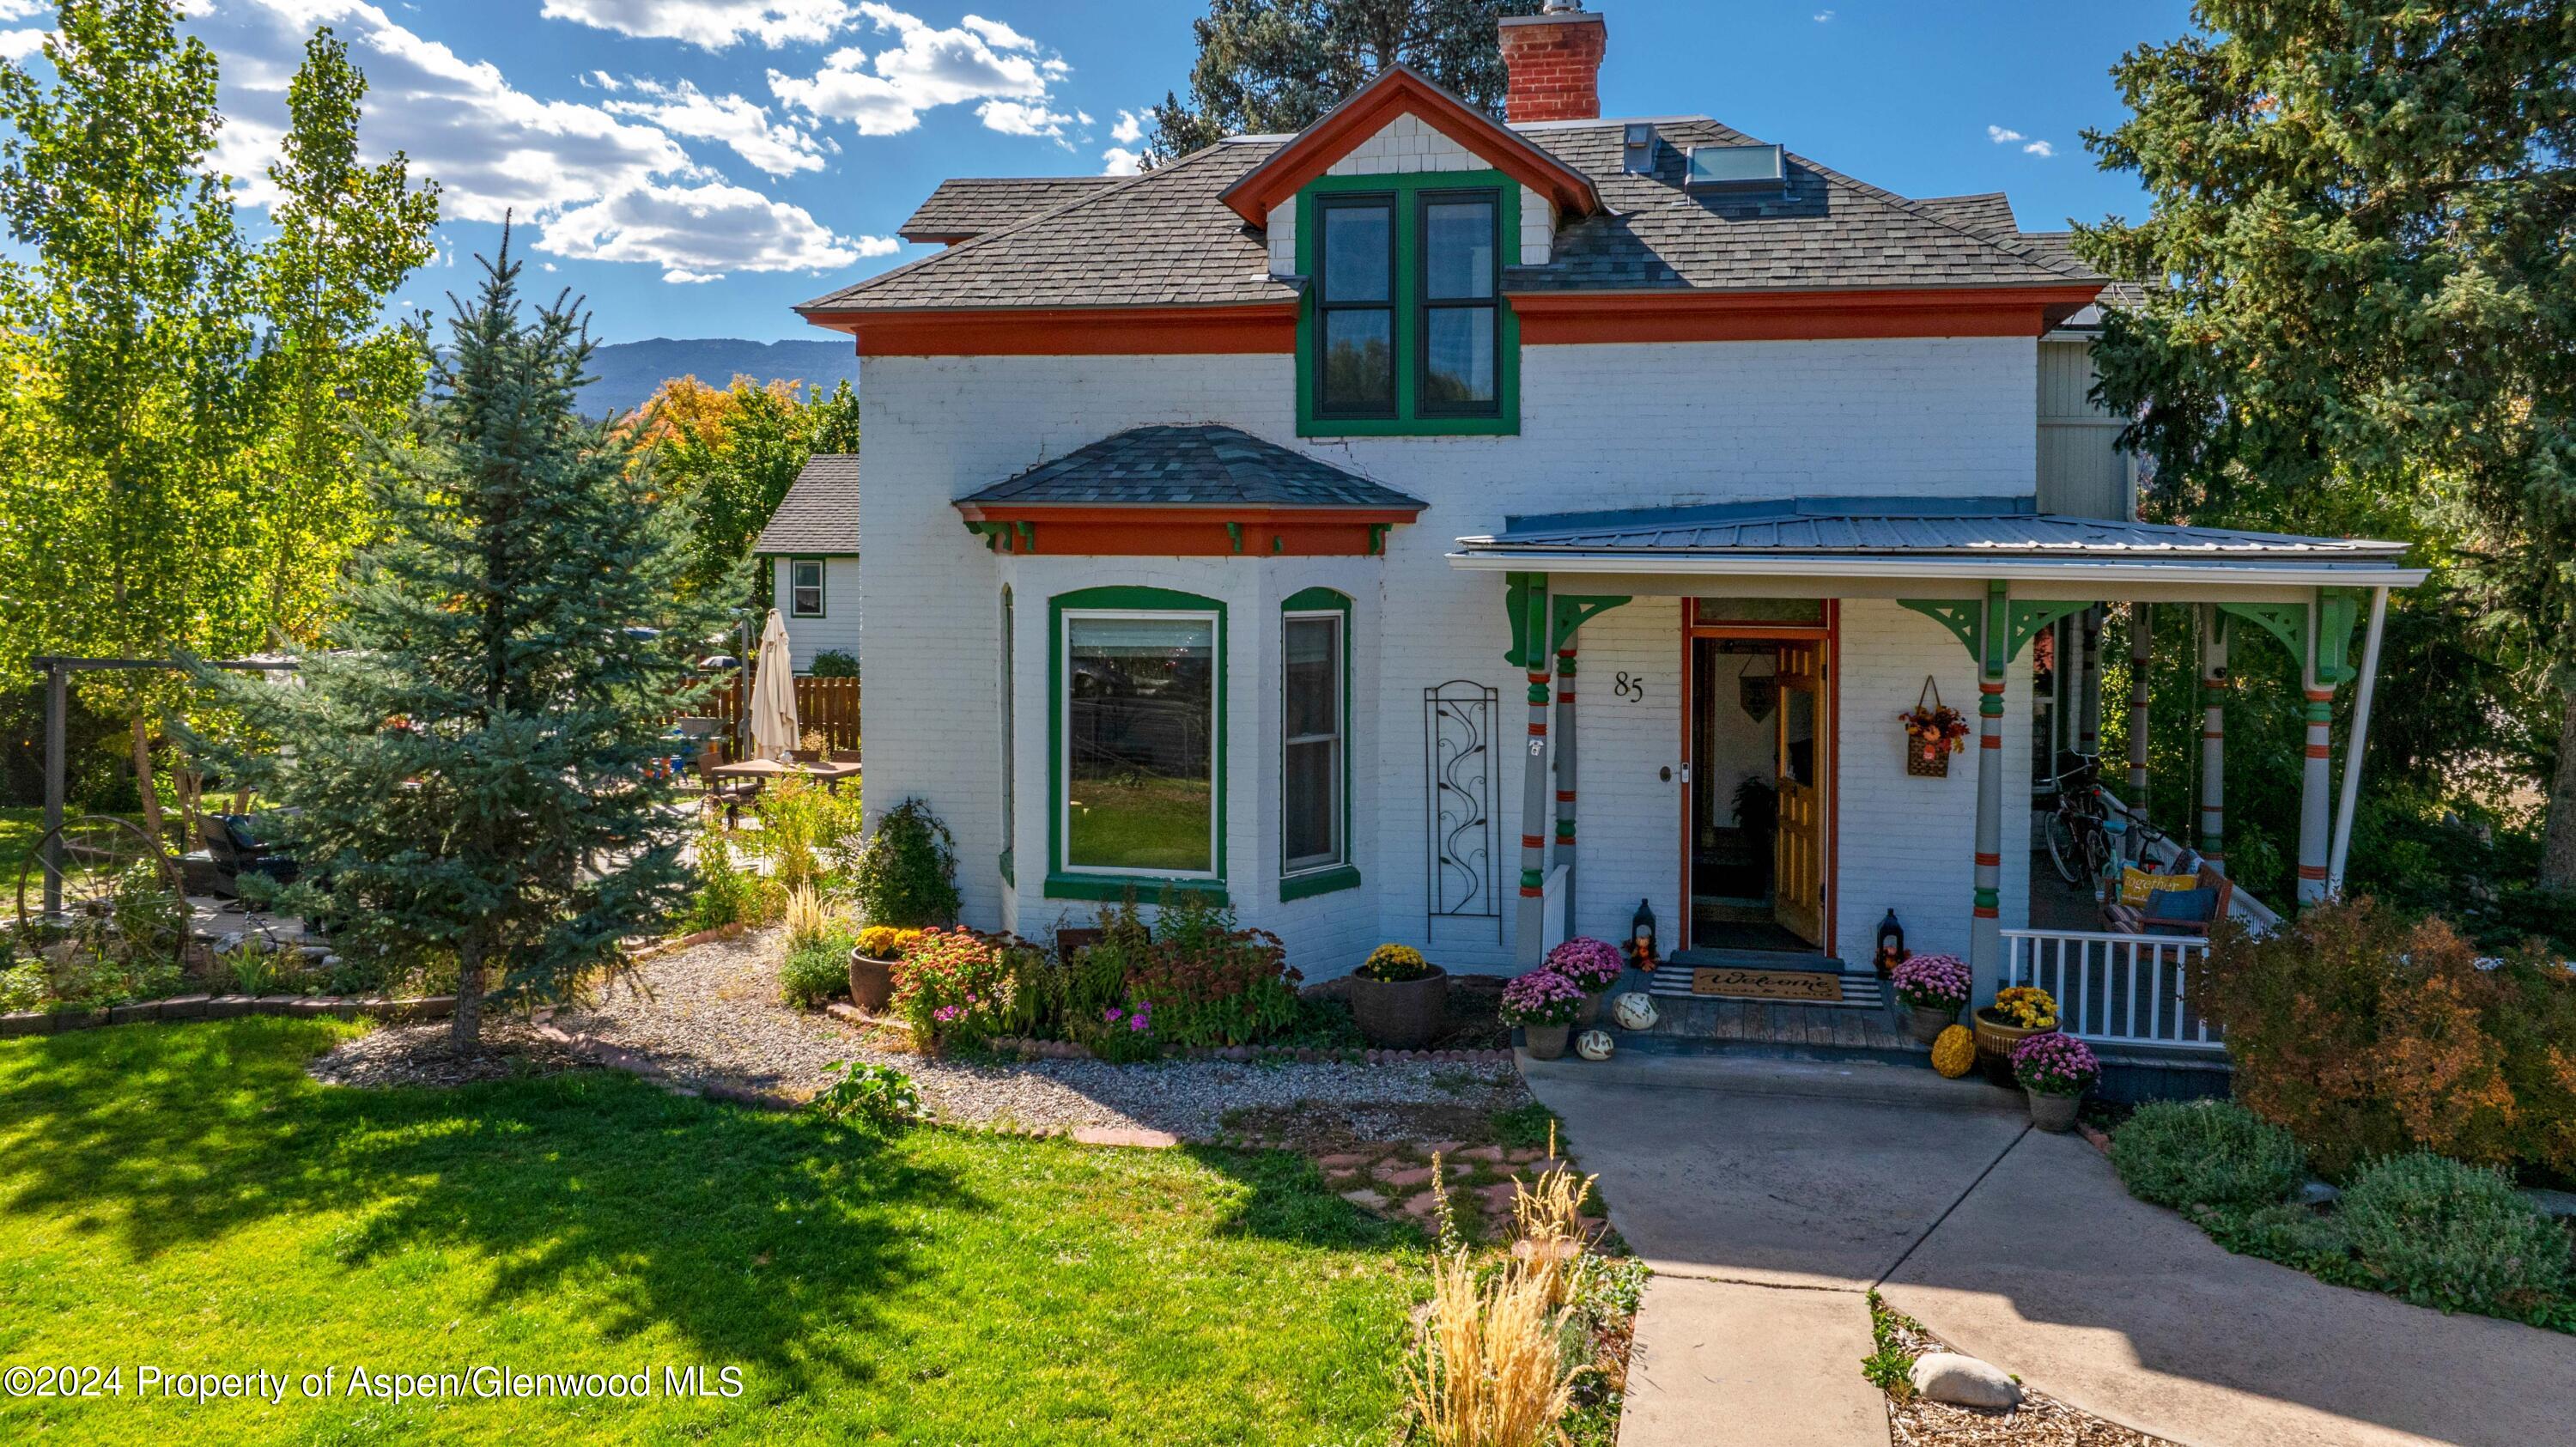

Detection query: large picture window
(1298, 172), (1519, 437)
(1060, 608), (1220, 878)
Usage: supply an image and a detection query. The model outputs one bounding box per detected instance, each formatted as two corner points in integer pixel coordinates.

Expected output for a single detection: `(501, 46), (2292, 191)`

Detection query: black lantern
(1875, 910), (1906, 976)
(1630, 897), (1657, 969)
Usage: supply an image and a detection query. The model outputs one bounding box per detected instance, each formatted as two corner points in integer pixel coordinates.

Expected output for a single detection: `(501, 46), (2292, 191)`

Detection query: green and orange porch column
(2295, 606), (2335, 906)
(1971, 581), (2009, 991)
(1512, 574), (1553, 966)
(1553, 641), (1580, 925)
(2126, 602), (2152, 808)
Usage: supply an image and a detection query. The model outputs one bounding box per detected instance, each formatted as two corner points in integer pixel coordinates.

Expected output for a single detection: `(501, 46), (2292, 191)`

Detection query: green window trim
(1047, 585), (1230, 902)
(1296, 170), (1521, 438)
(1279, 586), (1362, 901)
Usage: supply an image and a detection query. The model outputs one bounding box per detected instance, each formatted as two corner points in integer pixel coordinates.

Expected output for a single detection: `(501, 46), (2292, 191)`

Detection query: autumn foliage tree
(622, 374), (859, 601)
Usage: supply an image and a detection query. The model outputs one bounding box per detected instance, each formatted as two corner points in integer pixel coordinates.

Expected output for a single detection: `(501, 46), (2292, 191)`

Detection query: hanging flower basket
(1899, 678), (1971, 778)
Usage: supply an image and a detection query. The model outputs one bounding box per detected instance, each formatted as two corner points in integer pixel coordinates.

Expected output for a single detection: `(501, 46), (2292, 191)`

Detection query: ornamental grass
(1403, 1251), (1583, 1447)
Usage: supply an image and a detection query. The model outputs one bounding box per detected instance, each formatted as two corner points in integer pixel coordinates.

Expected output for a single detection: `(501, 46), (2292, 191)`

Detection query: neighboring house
(752, 453), (861, 673)
(792, 3), (2420, 1042)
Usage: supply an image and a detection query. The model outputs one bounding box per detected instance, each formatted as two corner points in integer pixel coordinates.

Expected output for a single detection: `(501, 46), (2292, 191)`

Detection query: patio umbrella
(748, 609), (801, 761)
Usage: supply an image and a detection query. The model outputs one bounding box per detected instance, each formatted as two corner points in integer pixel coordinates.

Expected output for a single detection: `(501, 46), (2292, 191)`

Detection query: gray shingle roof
(803, 143), (1291, 313)
(754, 453), (860, 555)
(957, 426), (1426, 510)
(805, 111), (2100, 317)
(898, 176), (1123, 241)
(2013, 230), (2148, 325)
(1461, 496), (2408, 558)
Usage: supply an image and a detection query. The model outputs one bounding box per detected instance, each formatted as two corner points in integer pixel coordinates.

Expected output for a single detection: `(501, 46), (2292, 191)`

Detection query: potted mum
(1973, 984), (2059, 1086)
(1351, 942), (1449, 1049)
(1545, 936), (1628, 1026)
(2011, 1032), (2099, 1131)
(1890, 952), (1971, 1044)
(848, 925), (922, 1013)
(1500, 967), (1587, 1061)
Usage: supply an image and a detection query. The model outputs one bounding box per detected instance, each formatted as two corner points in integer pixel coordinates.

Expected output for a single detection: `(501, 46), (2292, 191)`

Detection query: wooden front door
(1772, 641), (1827, 945)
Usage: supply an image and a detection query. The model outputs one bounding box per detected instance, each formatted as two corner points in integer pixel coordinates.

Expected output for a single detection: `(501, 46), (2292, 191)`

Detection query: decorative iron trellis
(1423, 680), (1499, 933)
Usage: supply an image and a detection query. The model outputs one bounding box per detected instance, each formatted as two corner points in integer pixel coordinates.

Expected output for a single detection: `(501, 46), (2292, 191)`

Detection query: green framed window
(1297, 170), (1520, 437)
(788, 558), (826, 617)
(999, 586), (1015, 885)
(1048, 586), (1228, 901)
(1280, 587), (1362, 901)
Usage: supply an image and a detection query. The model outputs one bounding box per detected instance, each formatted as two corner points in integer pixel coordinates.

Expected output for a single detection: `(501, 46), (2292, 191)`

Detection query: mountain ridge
(580, 337), (856, 417)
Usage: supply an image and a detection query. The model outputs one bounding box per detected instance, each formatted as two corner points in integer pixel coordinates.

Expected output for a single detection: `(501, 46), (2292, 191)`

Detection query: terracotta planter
(847, 951), (897, 1013)
(2026, 1089), (2082, 1133)
(1522, 1022), (1571, 1061)
(1352, 965), (1449, 1049)
(1902, 1000), (1960, 1045)
(1973, 1007), (2057, 1087)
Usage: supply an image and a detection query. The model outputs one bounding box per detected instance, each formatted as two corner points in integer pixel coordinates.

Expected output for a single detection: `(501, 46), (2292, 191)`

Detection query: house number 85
(1613, 672), (1645, 702)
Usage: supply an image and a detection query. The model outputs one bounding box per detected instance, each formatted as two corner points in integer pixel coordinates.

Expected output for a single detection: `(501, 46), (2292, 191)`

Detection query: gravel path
(543, 927), (1528, 1140)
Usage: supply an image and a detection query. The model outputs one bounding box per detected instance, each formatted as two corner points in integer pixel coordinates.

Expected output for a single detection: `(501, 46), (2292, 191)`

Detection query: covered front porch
(1457, 497), (2427, 1057)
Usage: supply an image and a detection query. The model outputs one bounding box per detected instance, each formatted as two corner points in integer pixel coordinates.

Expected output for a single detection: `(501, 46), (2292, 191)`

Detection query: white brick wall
(1265, 116), (1553, 272)
(856, 336), (2039, 978)
(770, 556), (863, 672)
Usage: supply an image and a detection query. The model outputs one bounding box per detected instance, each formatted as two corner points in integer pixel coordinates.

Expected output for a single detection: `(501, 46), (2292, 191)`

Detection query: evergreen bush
(2109, 1100), (2308, 1211)
(2340, 1152), (2574, 1321)
(848, 798), (959, 927)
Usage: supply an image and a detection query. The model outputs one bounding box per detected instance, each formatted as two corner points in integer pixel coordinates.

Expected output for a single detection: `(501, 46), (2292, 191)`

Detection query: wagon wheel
(12, 815), (188, 970)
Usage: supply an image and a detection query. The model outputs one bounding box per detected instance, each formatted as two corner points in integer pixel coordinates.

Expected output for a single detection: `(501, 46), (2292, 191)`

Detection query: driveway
(1528, 1063), (2576, 1447)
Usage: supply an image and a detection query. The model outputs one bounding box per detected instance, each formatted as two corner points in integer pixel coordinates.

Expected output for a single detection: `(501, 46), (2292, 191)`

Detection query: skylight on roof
(1686, 143), (1784, 192)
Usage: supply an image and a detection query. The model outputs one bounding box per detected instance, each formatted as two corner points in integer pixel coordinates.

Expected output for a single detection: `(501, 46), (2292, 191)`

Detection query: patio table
(709, 757), (860, 793)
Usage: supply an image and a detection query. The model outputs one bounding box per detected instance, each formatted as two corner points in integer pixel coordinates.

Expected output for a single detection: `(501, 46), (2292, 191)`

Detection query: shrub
(2197, 896), (2576, 1176)
(891, 927), (1024, 1047)
(1543, 937), (1626, 992)
(781, 936), (854, 1008)
(848, 798), (960, 927)
(687, 817), (758, 932)
(1891, 953), (1970, 1012)
(2011, 1032), (2099, 1096)
(808, 649), (860, 680)
(811, 1060), (921, 1128)
(1498, 969), (1585, 1029)
(1359, 942), (1433, 983)
(2110, 1100), (2307, 1212)
(747, 775), (864, 895)
(2340, 1152), (2573, 1320)
(0, 960), (44, 1012)
(1121, 891), (1301, 1048)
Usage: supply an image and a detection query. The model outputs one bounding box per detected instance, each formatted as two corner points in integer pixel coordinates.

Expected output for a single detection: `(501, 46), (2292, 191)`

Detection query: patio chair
(694, 746), (761, 827)
(2102, 862), (2233, 938)
(199, 813), (301, 899)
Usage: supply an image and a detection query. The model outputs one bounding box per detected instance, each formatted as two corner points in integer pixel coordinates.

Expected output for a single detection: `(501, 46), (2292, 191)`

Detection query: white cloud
(587, 69), (622, 91)
(769, 3), (1066, 137)
(1813, 9), (1834, 21)
(1109, 107), (1144, 144)
(975, 97), (1071, 138)
(200, 0), (689, 224)
(1986, 125), (2024, 144)
(608, 78), (825, 176)
(0, 27), (46, 60)
(1099, 146), (1141, 176)
(0, 0), (48, 19)
(2022, 139), (2055, 157)
(538, 179), (887, 282)
(540, 0), (854, 50)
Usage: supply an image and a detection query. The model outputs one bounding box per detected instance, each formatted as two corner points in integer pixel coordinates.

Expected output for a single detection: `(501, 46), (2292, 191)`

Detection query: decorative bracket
(963, 520), (1036, 554)
(2007, 599), (2091, 668)
(2217, 600), (2314, 678)
(1504, 572), (1548, 669)
(1551, 594), (1631, 654)
(1898, 598), (1985, 666)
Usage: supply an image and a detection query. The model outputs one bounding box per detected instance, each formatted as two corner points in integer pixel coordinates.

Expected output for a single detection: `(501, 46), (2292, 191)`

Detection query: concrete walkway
(1528, 1056), (2576, 1447)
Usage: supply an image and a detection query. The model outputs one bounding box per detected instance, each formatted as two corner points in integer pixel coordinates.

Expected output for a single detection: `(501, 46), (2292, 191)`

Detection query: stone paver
(1881, 1130), (2576, 1447)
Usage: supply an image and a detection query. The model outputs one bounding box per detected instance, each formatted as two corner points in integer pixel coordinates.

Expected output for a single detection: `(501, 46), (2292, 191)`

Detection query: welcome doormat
(1687, 966), (1846, 1002)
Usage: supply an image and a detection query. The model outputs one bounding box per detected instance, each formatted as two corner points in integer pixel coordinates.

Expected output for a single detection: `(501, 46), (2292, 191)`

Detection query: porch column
(2126, 602), (2152, 806)
(1972, 581), (2008, 991)
(1553, 641), (1579, 931)
(2077, 606), (2103, 756)
(1515, 576), (1553, 966)
(2326, 587), (2391, 897)
(2197, 605), (2228, 875)
(2296, 605), (2335, 906)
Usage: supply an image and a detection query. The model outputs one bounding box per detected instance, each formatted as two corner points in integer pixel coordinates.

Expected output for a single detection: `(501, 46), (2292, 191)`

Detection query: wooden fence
(700, 673), (862, 755)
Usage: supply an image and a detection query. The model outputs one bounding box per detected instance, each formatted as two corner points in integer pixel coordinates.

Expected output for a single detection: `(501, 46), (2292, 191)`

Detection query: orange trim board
(816, 304), (1301, 356)
(1218, 65), (1600, 225)
(954, 504), (1419, 557)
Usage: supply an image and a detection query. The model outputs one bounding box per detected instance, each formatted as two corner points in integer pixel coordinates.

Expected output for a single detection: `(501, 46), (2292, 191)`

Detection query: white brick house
(792, 5), (2421, 1036)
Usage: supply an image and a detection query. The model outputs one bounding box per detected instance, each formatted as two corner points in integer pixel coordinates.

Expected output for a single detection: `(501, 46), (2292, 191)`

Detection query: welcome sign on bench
(1690, 967), (1845, 1002)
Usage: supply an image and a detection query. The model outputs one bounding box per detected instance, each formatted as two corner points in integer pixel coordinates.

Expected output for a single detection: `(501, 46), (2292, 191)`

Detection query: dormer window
(1297, 172), (1520, 437)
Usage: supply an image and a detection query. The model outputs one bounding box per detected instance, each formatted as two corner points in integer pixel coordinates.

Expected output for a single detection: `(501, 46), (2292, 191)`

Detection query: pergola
(1452, 498), (2429, 988)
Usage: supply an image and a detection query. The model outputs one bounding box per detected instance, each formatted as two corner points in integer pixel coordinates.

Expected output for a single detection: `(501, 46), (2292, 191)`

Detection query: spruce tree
(206, 237), (730, 1049)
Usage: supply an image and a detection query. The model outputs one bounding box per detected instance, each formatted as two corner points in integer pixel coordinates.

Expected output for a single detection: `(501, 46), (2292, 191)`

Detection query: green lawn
(1067, 776), (1214, 872)
(0, 1019), (1421, 1444)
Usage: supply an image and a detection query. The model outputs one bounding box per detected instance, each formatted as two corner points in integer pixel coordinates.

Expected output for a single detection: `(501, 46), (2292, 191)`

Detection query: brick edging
(818, 1010), (1511, 1067)
(0, 994), (459, 1037)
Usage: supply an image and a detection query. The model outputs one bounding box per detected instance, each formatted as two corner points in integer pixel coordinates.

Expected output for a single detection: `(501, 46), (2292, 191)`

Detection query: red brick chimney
(1499, 3), (1607, 125)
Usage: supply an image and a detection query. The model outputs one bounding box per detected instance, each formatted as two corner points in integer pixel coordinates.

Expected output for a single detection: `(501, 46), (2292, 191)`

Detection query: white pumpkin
(1612, 992), (1658, 1031)
(1577, 1029), (1616, 1061)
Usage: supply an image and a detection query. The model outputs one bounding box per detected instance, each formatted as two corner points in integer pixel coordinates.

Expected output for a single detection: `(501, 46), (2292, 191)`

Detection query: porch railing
(2002, 928), (2224, 1051)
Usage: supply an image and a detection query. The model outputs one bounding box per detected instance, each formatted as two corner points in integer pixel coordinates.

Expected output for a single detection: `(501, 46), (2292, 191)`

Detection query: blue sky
(0, 1), (2196, 343)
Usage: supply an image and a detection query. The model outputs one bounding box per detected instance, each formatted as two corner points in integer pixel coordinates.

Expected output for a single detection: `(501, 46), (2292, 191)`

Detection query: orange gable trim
(810, 304), (1300, 356)
(1507, 285), (2106, 344)
(956, 504), (1419, 557)
(1218, 65), (1601, 226)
